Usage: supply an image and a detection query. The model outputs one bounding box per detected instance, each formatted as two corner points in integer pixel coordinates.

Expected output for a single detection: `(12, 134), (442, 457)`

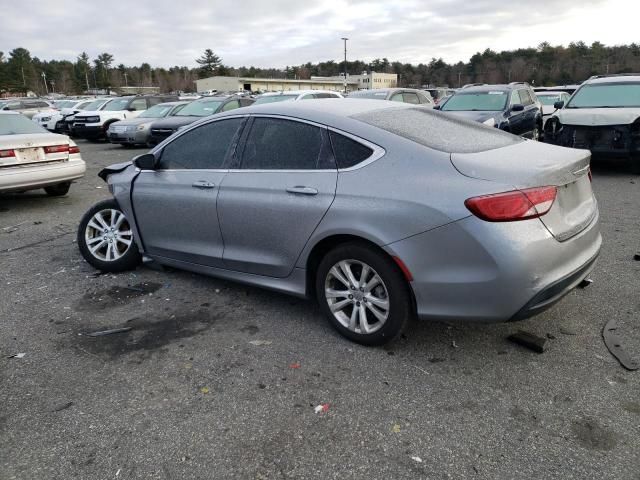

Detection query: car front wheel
(44, 182), (71, 196)
(315, 243), (412, 345)
(77, 199), (141, 272)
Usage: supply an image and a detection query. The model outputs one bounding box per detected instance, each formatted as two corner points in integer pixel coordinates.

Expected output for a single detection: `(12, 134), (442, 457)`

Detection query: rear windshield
(353, 107), (522, 153)
(253, 95), (297, 105)
(441, 91), (508, 111)
(177, 99), (223, 116)
(0, 114), (48, 135)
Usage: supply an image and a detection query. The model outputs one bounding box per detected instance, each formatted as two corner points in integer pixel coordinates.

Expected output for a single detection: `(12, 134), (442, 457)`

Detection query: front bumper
(108, 129), (149, 145)
(73, 123), (104, 139)
(0, 158), (86, 193)
(149, 130), (174, 145)
(384, 210), (601, 323)
(545, 123), (640, 157)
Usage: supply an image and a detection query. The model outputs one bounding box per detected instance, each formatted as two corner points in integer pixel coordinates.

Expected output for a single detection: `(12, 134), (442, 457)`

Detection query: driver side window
(157, 117), (244, 170)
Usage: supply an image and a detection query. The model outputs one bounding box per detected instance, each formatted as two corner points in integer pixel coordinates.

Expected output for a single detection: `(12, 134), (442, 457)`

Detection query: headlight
(482, 118), (496, 127)
(41, 117), (51, 122)
(84, 116), (100, 123)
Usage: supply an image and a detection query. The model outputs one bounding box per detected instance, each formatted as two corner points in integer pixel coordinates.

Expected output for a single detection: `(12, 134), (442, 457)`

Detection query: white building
(312, 72), (398, 90)
(195, 76), (359, 94)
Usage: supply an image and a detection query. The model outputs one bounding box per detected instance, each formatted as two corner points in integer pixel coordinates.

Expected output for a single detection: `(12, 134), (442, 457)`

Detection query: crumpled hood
(150, 116), (199, 130)
(442, 110), (498, 123)
(541, 105), (558, 116)
(555, 107), (640, 126)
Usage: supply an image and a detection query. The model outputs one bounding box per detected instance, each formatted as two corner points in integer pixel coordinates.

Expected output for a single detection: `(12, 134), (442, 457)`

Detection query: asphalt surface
(1, 141), (639, 480)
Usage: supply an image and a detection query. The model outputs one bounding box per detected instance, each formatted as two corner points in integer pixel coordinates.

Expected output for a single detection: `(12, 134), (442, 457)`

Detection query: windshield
(139, 104), (173, 118)
(441, 91), (508, 111)
(566, 83), (640, 108)
(55, 101), (76, 109)
(253, 95), (297, 105)
(102, 98), (133, 111)
(177, 99), (224, 116)
(537, 94), (562, 105)
(349, 91), (389, 100)
(0, 114), (49, 135)
(82, 100), (107, 111)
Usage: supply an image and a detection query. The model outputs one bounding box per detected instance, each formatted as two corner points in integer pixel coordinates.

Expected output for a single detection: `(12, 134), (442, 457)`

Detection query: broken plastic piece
(7, 352), (26, 359)
(87, 327), (132, 337)
(602, 318), (639, 371)
(411, 456), (423, 463)
(314, 403), (330, 413)
(289, 362), (301, 369)
(508, 330), (548, 353)
(249, 340), (272, 346)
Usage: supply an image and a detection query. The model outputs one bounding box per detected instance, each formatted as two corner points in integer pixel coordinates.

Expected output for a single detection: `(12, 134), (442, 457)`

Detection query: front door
(132, 117), (245, 267)
(217, 116), (337, 278)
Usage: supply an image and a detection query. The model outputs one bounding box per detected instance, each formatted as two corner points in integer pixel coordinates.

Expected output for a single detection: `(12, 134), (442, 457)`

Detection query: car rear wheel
(44, 182), (71, 196)
(315, 243), (412, 345)
(77, 199), (141, 272)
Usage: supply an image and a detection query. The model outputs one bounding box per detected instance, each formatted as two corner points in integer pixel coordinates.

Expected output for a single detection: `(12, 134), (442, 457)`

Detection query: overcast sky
(1, 0), (638, 68)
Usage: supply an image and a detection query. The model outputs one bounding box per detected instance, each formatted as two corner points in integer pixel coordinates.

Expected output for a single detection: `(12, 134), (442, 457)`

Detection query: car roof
(258, 90), (340, 97)
(157, 101), (190, 106)
(457, 85), (520, 93)
(586, 74), (640, 84)
(0, 111), (19, 115)
(536, 90), (566, 95)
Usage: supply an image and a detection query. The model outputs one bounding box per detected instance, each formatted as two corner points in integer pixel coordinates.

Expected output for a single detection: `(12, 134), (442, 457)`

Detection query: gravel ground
(1, 142), (638, 480)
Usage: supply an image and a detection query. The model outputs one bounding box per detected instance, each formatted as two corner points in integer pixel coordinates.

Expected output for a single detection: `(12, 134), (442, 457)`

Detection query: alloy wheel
(84, 209), (133, 262)
(324, 259), (390, 334)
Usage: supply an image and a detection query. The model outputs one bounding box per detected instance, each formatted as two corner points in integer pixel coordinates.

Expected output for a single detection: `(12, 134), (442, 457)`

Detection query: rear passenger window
(130, 99), (147, 111)
(222, 100), (240, 111)
(518, 90), (533, 106)
(403, 93), (420, 104)
(241, 118), (330, 170)
(329, 131), (374, 169)
(158, 117), (243, 170)
(390, 93), (404, 103)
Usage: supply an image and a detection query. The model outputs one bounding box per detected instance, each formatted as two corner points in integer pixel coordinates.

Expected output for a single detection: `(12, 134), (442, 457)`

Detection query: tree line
(2, 41), (639, 96)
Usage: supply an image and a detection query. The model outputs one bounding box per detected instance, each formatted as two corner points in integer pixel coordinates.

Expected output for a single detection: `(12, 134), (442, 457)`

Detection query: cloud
(0, 0), (637, 68)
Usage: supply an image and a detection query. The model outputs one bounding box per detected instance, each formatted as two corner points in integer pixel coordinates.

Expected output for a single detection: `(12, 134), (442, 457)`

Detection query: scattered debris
(391, 423), (401, 433)
(451, 341), (458, 349)
(116, 468), (121, 477)
(577, 278), (593, 289)
(411, 364), (429, 375)
(200, 387), (210, 394)
(86, 327), (132, 337)
(289, 362), (301, 369)
(7, 352), (26, 359)
(546, 333), (556, 340)
(559, 325), (578, 336)
(1, 221), (28, 231)
(634, 253), (640, 261)
(249, 340), (272, 346)
(602, 318), (639, 371)
(508, 330), (548, 353)
(51, 401), (73, 412)
(314, 403), (330, 414)
(410, 456), (423, 463)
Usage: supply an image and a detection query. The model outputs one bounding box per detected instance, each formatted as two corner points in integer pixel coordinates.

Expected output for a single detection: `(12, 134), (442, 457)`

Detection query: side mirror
(133, 153), (157, 170)
(553, 101), (565, 110)
(511, 104), (525, 112)
(433, 105), (441, 110)
(127, 107), (136, 112)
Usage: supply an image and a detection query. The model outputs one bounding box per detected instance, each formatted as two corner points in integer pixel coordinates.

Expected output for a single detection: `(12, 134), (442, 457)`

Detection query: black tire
(315, 242), (412, 346)
(630, 155), (640, 175)
(44, 182), (71, 196)
(77, 199), (141, 272)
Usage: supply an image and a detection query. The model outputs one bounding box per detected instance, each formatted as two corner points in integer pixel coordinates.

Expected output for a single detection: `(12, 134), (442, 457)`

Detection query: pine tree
(196, 49), (222, 79)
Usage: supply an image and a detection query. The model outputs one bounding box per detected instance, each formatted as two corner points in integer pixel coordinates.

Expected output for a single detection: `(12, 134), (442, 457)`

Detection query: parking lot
(1, 140), (639, 479)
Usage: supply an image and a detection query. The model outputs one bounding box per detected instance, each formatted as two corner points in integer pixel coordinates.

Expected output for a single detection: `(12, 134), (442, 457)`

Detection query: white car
(535, 90), (571, 127)
(32, 99), (96, 132)
(0, 112), (86, 195)
(72, 95), (177, 140)
(253, 90), (343, 105)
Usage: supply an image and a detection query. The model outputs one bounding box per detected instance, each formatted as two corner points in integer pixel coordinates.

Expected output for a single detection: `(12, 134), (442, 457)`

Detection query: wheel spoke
(112, 244), (123, 260)
(87, 219), (103, 232)
(365, 294), (388, 310)
(330, 298), (351, 313)
(89, 240), (107, 254)
(359, 264), (370, 287)
(118, 230), (132, 237)
(86, 235), (103, 245)
(113, 212), (126, 230)
(106, 243), (114, 261)
(348, 306), (358, 330)
(364, 274), (381, 293)
(339, 261), (358, 287)
(325, 288), (350, 299)
(116, 237), (132, 247)
(329, 266), (350, 288)
(365, 302), (387, 322)
(359, 304), (370, 333)
(95, 212), (110, 230)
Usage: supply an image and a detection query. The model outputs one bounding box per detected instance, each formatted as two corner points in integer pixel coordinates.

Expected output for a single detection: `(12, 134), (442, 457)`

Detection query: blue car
(436, 83), (543, 140)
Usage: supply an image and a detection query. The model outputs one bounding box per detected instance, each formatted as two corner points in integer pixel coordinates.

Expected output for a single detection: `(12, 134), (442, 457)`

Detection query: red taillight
(0, 149), (16, 158)
(465, 186), (557, 222)
(44, 144), (70, 154)
(69, 145), (80, 154)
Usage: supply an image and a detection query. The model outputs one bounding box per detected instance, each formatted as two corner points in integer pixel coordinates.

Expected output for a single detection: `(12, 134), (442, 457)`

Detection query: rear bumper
(384, 208), (601, 323)
(0, 158), (86, 193)
(108, 130), (149, 145)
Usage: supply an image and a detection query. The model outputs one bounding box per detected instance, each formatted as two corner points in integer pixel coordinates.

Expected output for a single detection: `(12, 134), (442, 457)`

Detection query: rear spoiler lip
(98, 161), (132, 182)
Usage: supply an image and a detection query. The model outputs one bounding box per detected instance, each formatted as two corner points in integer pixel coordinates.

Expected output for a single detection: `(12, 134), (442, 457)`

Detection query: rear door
(217, 116), (337, 277)
(507, 91), (527, 135)
(519, 90), (538, 137)
(131, 117), (245, 267)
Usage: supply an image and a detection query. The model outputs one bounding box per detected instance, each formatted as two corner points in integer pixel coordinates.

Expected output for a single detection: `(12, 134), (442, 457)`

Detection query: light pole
(341, 37), (348, 93)
(41, 72), (49, 94)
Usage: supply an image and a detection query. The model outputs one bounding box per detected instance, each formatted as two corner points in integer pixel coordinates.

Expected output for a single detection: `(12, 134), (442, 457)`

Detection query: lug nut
(348, 294), (353, 299)
(356, 302), (361, 307)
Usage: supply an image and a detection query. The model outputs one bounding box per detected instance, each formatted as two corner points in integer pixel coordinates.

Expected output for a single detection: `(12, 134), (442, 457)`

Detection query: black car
(436, 83), (543, 140)
(149, 95), (255, 145)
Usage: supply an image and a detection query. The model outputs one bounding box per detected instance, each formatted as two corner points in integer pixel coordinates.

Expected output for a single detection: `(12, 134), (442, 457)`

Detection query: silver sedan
(77, 99), (601, 345)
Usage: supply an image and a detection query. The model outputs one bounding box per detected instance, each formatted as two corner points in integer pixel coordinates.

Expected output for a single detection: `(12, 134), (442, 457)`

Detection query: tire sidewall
(77, 198), (140, 272)
(315, 242), (411, 346)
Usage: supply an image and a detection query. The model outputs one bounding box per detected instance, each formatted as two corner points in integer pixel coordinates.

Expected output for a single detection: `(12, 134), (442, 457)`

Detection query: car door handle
(286, 186), (318, 195)
(192, 180), (216, 189)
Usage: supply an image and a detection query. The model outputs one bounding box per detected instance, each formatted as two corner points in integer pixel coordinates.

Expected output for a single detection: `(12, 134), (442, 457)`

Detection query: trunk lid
(0, 133), (71, 168)
(451, 140), (597, 241)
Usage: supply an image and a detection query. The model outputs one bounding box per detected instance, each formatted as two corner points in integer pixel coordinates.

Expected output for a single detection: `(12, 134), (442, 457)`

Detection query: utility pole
(41, 72), (49, 94)
(85, 70), (90, 92)
(457, 71), (462, 87)
(50, 80), (55, 93)
(341, 37), (348, 93)
(123, 72), (128, 87)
